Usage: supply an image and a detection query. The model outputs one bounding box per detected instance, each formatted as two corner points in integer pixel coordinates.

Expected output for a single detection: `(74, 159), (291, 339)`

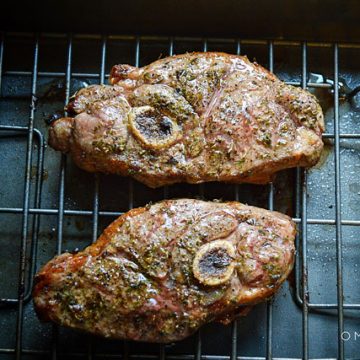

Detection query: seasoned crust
(33, 199), (295, 342)
(48, 52), (324, 188)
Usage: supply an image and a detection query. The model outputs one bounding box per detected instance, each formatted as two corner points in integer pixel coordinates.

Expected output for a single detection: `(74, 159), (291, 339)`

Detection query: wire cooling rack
(0, 32), (360, 359)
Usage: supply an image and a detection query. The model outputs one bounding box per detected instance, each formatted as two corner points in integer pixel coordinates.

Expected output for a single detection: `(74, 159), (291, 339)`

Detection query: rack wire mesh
(0, 32), (360, 359)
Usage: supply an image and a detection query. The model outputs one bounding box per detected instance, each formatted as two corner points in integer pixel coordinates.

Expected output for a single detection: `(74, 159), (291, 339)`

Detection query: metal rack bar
(87, 34), (107, 360)
(122, 35), (141, 360)
(333, 44), (345, 360)
(193, 38), (210, 360)
(300, 42), (309, 360)
(195, 331), (202, 360)
(322, 134), (360, 139)
(14, 34), (39, 360)
(0, 208), (358, 240)
(1, 69), (339, 90)
(6, 31), (360, 49)
(230, 38), (242, 360)
(266, 40), (274, 360)
(158, 36), (175, 360)
(1, 121), (359, 140)
(51, 33), (73, 360)
(0, 206), (359, 227)
(88, 175), (99, 360)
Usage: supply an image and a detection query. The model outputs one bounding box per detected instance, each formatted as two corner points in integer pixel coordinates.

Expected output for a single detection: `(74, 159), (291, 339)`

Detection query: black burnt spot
(135, 109), (173, 140)
(198, 247), (232, 277)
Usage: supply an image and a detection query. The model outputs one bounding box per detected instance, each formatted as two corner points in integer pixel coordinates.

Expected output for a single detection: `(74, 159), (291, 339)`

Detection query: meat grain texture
(49, 52), (324, 188)
(33, 199), (296, 342)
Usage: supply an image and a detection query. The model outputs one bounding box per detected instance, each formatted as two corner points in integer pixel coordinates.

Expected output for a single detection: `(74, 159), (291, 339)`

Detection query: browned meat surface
(33, 199), (295, 343)
(48, 52), (324, 188)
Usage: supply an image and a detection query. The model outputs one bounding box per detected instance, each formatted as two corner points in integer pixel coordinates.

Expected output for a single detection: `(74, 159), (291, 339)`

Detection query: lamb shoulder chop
(49, 52), (324, 188)
(33, 199), (295, 343)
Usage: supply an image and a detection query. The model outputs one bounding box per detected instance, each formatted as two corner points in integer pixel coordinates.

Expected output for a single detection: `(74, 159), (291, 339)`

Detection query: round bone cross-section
(193, 240), (236, 286)
(128, 106), (181, 149)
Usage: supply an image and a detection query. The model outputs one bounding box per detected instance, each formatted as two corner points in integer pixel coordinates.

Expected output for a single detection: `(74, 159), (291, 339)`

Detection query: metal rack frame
(0, 32), (359, 360)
